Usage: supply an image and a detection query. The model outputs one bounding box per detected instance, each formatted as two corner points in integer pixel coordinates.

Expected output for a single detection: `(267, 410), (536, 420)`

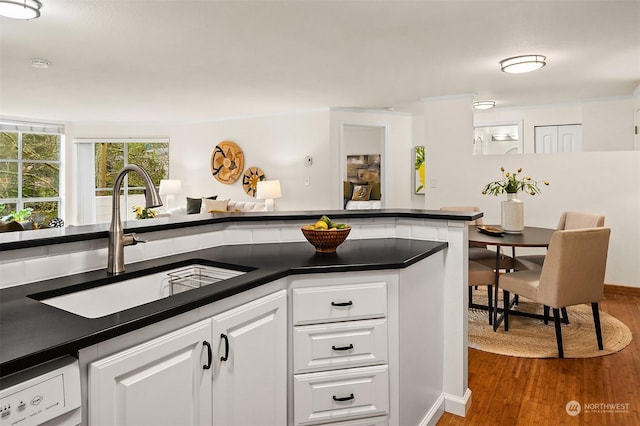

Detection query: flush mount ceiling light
(31, 58), (49, 68)
(0, 0), (42, 19)
(500, 55), (546, 74)
(473, 101), (496, 110)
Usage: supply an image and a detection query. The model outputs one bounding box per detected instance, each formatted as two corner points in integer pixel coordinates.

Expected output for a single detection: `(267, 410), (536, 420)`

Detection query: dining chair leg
(487, 285), (493, 325)
(468, 286), (473, 308)
(553, 308), (564, 358)
(503, 290), (510, 331)
(592, 302), (604, 350)
(543, 306), (550, 325)
(561, 307), (570, 325)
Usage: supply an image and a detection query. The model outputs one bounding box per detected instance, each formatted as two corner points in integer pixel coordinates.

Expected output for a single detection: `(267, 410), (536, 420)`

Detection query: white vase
(501, 193), (524, 233)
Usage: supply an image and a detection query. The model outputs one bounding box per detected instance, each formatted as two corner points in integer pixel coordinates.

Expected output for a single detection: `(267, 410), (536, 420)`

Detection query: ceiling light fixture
(473, 101), (496, 110)
(0, 0), (42, 19)
(31, 58), (49, 68)
(500, 55), (546, 74)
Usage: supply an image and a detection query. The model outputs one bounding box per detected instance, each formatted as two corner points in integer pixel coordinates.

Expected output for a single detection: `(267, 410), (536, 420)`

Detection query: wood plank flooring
(437, 292), (640, 425)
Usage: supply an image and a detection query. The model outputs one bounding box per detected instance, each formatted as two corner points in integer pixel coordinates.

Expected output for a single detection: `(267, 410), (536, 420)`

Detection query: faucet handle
(131, 232), (148, 244)
(123, 232), (148, 246)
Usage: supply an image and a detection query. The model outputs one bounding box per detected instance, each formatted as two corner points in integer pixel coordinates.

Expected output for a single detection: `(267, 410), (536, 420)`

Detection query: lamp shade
(0, 0), (42, 19)
(256, 180), (281, 200)
(159, 179), (182, 195)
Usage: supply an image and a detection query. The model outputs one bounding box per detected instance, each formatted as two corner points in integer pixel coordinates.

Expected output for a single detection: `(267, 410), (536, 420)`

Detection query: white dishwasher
(0, 356), (81, 426)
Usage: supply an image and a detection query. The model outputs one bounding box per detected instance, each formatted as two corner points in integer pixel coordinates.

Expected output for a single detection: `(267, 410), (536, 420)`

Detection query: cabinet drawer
(293, 319), (388, 373)
(315, 416), (388, 426)
(294, 365), (389, 425)
(292, 282), (387, 325)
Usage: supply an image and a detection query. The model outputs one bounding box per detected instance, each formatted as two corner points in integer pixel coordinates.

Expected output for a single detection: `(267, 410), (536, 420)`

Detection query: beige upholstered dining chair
(469, 261), (496, 324)
(515, 211), (605, 271)
(440, 206), (514, 270)
(500, 227), (611, 358)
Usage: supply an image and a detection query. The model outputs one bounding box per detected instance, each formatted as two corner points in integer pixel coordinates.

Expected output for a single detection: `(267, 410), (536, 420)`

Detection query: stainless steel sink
(39, 265), (245, 318)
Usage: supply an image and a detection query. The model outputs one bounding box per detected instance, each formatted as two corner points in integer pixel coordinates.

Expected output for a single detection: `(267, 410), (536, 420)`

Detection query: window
(76, 138), (169, 224)
(0, 121), (64, 226)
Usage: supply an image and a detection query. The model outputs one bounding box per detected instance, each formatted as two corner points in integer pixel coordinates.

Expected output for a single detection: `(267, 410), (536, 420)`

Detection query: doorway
(340, 123), (385, 209)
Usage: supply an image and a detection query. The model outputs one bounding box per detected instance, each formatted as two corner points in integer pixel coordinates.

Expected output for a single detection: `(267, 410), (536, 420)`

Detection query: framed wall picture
(346, 154), (381, 184)
(415, 146), (425, 194)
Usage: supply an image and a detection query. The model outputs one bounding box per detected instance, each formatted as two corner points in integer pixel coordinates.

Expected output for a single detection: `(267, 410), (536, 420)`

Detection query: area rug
(468, 291), (633, 358)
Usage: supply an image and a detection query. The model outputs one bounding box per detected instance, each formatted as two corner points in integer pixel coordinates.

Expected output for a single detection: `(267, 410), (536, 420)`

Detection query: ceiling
(1, 0), (638, 124)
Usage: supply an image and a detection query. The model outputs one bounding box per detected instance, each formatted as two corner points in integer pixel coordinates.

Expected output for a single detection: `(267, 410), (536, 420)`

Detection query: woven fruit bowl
(301, 226), (351, 253)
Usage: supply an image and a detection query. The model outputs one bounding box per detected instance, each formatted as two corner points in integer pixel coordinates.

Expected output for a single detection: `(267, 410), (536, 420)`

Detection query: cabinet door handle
(333, 393), (355, 402)
(202, 341), (212, 370)
(331, 344), (354, 351)
(331, 301), (353, 307)
(220, 333), (229, 361)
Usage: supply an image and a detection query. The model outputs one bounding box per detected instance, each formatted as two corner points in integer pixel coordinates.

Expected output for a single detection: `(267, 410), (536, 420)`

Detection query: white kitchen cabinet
(293, 318), (388, 374)
(88, 290), (286, 426)
(535, 124), (582, 153)
(292, 279), (389, 425)
(211, 290), (287, 426)
(88, 319), (213, 426)
(294, 365), (389, 425)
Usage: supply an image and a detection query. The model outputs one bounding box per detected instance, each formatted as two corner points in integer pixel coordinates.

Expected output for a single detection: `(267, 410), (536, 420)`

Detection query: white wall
(329, 109), (414, 209)
(424, 97), (640, 288)
(473, 97), (635, 153)
(67, 110), (332, 215)
(582, 97), (635, 152)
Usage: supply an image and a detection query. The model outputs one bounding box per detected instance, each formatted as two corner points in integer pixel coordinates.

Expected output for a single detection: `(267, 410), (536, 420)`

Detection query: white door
(557, 124), (582, 152)
(535, 126), (558, 153)
(88, 319), (212, 426)
(211, 290), (287, 426)
(535, 125), (582, 153)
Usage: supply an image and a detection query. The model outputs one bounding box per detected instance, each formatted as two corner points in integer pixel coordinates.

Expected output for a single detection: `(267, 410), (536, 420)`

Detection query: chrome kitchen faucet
(107, 164), (163, 274)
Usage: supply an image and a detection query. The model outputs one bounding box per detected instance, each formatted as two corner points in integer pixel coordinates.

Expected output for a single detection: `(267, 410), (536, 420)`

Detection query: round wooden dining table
(468, 225), (557, 330)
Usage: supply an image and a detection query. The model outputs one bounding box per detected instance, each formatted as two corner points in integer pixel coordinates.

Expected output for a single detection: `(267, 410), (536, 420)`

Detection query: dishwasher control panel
(0, 357), (81, 426)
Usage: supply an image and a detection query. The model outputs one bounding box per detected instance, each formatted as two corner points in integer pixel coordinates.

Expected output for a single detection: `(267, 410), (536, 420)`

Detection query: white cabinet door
(535, 124), (582, 153)
(211, 290), (287, 426)
(558, 124), (582, 152)
(89, 319), (212, 426)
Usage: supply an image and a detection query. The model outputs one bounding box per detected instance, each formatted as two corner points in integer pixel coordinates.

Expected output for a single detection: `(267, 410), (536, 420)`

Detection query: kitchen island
(0, 209), (480, 425)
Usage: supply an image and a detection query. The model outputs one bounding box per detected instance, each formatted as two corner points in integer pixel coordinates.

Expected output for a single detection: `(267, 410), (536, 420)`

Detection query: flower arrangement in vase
(482, 167), (549, 196)
(482, 167), (549, 233)
(133, 206), (157, 219)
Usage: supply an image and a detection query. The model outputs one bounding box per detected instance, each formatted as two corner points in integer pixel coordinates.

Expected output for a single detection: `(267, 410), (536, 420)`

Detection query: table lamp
(256, 180), (281, 211)
(159, 179), (182, 211)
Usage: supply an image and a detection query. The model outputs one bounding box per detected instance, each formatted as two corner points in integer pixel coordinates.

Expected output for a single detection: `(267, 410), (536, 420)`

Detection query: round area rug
(468, 294), (633, 358)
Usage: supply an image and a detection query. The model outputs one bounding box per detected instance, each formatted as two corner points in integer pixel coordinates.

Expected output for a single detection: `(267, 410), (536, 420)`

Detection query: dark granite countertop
(0, 209), (481, 251)
(0, 237), (447, 377)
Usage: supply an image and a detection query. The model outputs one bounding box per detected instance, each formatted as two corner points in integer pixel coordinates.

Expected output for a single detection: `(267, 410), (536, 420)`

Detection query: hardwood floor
(437, 292), (640, 425)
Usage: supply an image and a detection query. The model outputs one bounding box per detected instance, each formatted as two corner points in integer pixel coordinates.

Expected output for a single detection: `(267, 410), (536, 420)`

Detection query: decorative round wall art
(211, 140), (244, 184)
(242, 167), (266, 197)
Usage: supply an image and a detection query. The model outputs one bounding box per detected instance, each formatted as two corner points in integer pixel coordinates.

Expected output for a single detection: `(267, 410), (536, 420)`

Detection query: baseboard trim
(419, 394), (445, 426)
(604, 284), (640, 297)
(443, 388), (472, 417)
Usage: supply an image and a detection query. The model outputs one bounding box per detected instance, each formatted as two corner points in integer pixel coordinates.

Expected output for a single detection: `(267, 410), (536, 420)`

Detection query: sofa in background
(167, 197), (267, 215)
(343, 181), (382, 210)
